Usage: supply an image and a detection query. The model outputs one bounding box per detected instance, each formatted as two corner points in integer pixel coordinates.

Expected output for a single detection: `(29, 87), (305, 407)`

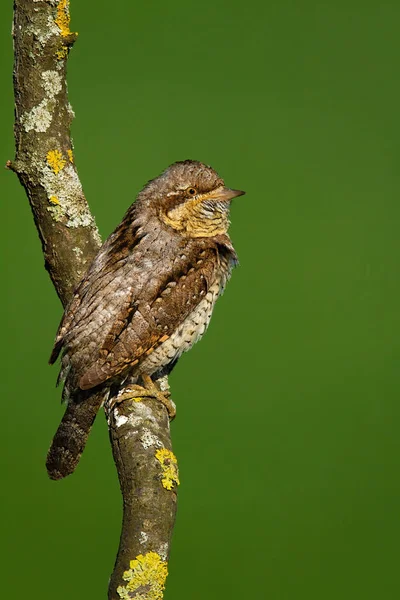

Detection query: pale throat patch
(162, 195), (230, 237)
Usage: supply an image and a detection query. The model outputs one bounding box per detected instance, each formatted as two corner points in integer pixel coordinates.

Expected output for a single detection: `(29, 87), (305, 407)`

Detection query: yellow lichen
(117, 552), (168, 600)
(55, 0), (77, 38)
(67, 149), (74, 163)
(47, 149), (66, 174)
(56, 46), (69, 60)
(49, 195), (60, 205)
(155, 448), (180, 491)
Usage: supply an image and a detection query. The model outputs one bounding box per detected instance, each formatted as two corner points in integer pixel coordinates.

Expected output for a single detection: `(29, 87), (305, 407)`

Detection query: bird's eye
(187, 187), (197, 196)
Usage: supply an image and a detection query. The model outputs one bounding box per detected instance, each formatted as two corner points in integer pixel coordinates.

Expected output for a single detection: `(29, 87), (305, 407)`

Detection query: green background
(1, 1), (400, 598)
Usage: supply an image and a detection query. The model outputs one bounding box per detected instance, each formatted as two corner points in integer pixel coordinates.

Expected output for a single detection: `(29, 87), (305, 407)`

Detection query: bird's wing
(49, 213), (139, 366)
(49, 294), (82, 365)
(78, 246), (219, 390)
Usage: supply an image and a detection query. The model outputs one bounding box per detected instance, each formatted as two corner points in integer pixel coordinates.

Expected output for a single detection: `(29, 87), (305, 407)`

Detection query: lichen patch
(140, 428), (163, 450)
(117, 552), (168, 600)
(20, 101), (53, 132)
(67, 103), (75, 119)
(47, 203), (64, 221)
(139, 531), (149, 545)
(20, 68), (62, 133)
(55, 0), (75, 38)
(56, 46), (69, 60)
(47, 149), (66, 174)
(115, 413), (129, 428)
(41, 163), (99, 231)
(25, 15), (60, 47)
(42, 70), (62, 96)
(155, 448), (179, 491)
(157, 543), (168, 562)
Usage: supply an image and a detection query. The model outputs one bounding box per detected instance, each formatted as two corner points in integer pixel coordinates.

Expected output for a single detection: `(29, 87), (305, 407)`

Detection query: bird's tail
(46, 390), (104, 480)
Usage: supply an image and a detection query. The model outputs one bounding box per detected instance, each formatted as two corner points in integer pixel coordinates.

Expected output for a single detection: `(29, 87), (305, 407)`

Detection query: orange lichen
(155, 448), (180, 491)
(46, 150), (66, 174)
(55, 0), (77, 38)
(67, 149), (74, 163)
(49, 195), (60, 205)
(117, 552), (168, 600)
(56, 46), (69, 60)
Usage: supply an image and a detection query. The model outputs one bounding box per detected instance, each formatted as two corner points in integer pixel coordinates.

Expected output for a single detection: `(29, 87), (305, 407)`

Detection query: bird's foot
(112, 374), (176, 420)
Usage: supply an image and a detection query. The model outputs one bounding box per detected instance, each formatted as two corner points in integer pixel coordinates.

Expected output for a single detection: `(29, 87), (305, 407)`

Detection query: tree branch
(11, 2), (178, 598)
(106, 383), (178, 599)
(12, 0), (100, 303)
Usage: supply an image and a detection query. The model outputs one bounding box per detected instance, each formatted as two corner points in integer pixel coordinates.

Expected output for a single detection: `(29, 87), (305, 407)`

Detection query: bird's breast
(138, 278), (222, 376)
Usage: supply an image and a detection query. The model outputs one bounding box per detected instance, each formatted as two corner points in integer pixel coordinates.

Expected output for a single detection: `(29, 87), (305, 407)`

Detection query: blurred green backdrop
(1, 1), (400, 598)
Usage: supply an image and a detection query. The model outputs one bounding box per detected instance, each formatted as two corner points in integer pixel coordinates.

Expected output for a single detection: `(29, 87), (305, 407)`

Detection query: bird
(46, 160), (244, 480)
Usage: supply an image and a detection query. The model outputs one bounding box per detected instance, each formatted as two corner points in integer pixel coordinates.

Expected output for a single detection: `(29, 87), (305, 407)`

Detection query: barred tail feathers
(46, 390), (104, 480)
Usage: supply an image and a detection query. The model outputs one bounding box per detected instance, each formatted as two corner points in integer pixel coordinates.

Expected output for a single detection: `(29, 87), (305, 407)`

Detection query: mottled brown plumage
(46, 160), (244, 479)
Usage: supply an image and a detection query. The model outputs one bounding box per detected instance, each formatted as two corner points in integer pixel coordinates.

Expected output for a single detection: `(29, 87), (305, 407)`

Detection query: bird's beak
(209, 187), (246, 202)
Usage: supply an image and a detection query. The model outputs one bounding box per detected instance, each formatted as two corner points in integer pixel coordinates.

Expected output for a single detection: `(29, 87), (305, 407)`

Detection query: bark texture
(11, 2), (177, 598)
(11, 0), (100, 304)
(107, 390), (178, 598)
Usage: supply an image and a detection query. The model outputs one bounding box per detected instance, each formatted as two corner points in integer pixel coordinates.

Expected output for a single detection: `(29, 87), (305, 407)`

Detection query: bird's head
(138, 160), (245, 237)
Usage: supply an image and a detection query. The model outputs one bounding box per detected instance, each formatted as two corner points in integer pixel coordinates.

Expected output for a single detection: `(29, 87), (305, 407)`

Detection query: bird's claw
(110, 375), (176, 420)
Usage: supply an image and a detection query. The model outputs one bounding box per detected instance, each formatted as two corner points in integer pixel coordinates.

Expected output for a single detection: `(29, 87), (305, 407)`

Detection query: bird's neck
(164, 202), (230, 238)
